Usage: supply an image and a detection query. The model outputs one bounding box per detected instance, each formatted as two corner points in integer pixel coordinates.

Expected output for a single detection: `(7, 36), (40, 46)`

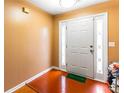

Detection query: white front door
(66, 17), (94, 78)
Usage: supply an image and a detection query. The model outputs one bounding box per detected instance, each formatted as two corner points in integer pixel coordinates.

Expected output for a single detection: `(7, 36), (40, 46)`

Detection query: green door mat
(66, 73), (87, 83)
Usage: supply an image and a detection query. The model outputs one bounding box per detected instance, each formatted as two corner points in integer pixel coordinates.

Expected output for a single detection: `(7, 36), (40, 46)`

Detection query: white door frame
(59, 12), (108, 82)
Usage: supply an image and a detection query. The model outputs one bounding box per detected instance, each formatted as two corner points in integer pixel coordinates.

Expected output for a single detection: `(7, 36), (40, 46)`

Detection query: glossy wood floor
(25, 69), (112, 93)
(14, 85), (37, 93)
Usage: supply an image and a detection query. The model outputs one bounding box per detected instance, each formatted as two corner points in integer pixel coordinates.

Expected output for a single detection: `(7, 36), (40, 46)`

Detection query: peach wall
(53, 0), (119, 66)
(4, 0), (53, 91)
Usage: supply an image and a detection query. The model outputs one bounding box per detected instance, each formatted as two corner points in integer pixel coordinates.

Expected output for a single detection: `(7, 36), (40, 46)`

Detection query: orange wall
(53, 0), (119, 66)
(5, 0), (119, 91)
(4, 0), (53, 91)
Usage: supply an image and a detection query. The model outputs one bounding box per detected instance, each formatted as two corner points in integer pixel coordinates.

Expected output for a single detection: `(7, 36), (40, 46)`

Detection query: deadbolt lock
(90, 45), (93, 48)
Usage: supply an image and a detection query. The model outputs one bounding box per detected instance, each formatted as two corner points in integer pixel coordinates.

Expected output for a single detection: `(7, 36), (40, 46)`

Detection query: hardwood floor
(24, 69), (111, 93)
(14, 85), (37, 93)
(15, 69), (111, 93)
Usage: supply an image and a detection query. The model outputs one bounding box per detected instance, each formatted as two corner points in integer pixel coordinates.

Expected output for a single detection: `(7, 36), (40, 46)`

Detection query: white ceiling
(28, 0), (109, 15)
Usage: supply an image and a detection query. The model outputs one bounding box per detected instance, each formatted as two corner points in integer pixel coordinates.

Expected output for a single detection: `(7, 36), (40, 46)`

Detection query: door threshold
(53, 66), (107, 83)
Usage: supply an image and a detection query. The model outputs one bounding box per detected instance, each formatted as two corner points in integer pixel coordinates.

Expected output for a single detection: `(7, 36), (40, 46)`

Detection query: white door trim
(59, 12), (108, 82)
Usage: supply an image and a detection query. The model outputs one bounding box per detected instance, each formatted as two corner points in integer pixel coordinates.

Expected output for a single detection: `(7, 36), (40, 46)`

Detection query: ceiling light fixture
(59, 0), (78, 8)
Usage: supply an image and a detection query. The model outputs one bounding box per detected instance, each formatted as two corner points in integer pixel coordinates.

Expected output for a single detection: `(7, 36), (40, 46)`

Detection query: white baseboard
(52, 66), (67, 72)
(94, 79), (107, 83)
(5, 67), (53, 93)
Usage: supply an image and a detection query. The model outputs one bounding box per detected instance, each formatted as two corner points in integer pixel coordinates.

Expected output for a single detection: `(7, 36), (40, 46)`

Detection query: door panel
(66, 17), (94, 78)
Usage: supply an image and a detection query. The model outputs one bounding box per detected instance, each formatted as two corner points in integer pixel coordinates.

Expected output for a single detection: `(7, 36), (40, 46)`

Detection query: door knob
(90, 49), (94, 53)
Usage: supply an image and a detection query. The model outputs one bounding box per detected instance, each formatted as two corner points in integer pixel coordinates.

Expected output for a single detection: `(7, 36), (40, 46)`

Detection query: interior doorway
(59, 13), (108, 82)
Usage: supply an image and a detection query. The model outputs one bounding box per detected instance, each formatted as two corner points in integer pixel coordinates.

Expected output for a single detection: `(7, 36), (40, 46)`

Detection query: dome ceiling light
(59, 0), (79, 8)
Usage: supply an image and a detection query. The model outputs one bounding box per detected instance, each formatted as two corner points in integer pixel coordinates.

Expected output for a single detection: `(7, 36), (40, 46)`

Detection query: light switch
(109, 42), (115, 47)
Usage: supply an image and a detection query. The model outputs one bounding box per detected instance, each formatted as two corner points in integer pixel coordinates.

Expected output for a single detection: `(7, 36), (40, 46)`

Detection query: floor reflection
(96, 85), (105, 93)
(61, 76), (66, 93)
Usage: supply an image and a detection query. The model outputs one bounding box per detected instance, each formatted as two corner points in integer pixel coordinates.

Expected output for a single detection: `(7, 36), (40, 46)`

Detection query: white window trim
(59, 22), (67, 70)
(59, 12), (108, 82)
(94, 13), (108, 82)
